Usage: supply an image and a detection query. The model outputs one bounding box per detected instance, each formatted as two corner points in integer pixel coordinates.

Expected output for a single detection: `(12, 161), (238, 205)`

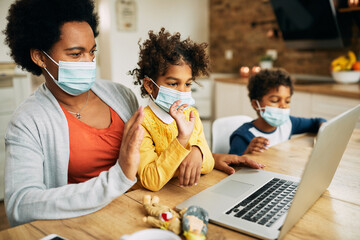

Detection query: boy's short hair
(247, 68), (294, 101)
(130, 28), (210, 98)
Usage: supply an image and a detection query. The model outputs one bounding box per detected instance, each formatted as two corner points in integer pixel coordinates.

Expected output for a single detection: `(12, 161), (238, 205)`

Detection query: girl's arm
(193, 122), (214, 174)
(138, 126), (191, 191)
(177, 115), (214, 187)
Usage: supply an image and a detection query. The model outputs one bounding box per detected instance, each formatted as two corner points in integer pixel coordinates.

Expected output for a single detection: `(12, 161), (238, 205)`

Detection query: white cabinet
(0, 74), (31, 200)
(214, 81), (257, 119)
(192, 78), (213, 144)
(291, 91), (360, 127)
(214, 81), (360, 128)
(290, 91), (312, 118)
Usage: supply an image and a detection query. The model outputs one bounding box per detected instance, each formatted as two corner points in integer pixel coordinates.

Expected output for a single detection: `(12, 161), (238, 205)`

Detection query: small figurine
(142, 195), (209, 240)
(142, 195), (185, 235)
(182, 206), (209, 240)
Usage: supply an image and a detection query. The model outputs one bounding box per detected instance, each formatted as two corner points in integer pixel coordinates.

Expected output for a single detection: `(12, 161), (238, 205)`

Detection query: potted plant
(259, 54), (274, 69)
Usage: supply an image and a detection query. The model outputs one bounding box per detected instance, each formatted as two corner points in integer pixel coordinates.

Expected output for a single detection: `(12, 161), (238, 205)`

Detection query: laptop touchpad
(212, 180), (254, 198)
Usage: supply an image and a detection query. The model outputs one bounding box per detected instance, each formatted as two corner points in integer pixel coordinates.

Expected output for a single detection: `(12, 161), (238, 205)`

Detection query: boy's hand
(178, 146), (203, 187)
(244, 137), (269, 154)
(169, 100), (195, 147)
(213, 153), (265, 175)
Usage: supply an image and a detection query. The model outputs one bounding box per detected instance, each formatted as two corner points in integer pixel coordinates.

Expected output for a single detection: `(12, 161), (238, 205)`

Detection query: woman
(4, 0), (143, 226)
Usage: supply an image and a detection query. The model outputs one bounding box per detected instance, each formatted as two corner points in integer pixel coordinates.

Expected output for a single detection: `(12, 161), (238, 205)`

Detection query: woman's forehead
(56, 21), (95, 50)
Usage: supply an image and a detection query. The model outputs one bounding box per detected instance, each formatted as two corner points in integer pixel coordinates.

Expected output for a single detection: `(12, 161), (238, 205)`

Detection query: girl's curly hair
(248, 68), (294, 101)
(130, 28), (210, 97)
(3, 0), (99, 76)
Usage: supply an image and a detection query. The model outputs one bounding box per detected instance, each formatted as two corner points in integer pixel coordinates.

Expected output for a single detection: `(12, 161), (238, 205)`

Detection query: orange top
(60, 106), (125, 184)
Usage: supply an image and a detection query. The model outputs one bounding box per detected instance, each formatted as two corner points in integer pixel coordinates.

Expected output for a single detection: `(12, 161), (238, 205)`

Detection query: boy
(229, 68), (326, 156)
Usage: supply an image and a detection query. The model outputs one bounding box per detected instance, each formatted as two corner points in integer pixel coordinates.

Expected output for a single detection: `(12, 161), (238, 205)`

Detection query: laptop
(176, 104), (360, 240)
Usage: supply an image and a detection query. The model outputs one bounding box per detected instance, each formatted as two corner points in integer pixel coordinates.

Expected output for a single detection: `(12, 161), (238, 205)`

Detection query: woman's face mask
(42, 51), (96, 96)
(256, 100), (290, 127)
(147, 76), (195, 113)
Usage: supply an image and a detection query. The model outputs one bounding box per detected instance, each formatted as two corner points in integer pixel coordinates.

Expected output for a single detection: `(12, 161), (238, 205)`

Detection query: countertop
(214, 77), (360, 99)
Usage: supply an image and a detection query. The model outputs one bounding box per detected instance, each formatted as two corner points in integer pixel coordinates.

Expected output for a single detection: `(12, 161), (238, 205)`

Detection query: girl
(130, 28), (214, 191)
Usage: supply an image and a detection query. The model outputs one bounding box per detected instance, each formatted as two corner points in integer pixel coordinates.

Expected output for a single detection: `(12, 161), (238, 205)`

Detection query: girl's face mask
(42, 51), (96, 96)
(147, 76), (195, 113)
(256, 100), (290, 127)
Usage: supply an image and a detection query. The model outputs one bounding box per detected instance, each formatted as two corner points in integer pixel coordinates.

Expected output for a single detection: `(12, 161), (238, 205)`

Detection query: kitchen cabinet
(214, 81), (257, 119)
(192, 78), (213, 144)
(214, 78), (360, 129)
(292, 92), (360, 128)
(0, 74), (31, 200)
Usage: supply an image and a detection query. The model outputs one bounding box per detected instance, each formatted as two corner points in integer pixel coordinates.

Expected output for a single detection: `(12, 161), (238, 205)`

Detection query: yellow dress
(138, 103), (214, 191)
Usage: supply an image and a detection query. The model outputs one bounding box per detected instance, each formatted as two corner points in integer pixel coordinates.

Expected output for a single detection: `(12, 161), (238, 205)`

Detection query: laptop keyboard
(225, 178), (298, 227)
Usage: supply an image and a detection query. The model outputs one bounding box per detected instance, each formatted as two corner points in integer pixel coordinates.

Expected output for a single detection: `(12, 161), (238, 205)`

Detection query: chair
(212, 115), (253, 154)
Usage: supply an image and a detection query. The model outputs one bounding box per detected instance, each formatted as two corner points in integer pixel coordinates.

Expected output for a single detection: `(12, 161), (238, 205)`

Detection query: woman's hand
(169, 100), (195, 147)
(118, 107), (144, 181)
(244, 137), (269, 154)
(178, 146), (203, 187)
(213, 153), (265, 175)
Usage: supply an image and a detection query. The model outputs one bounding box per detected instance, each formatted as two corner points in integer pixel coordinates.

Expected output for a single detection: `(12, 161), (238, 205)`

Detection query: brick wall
(209, 0), (360, 76)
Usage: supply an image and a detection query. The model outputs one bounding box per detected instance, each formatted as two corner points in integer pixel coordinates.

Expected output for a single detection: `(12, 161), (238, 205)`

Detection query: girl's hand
(178, 146), (203, 187)
(118, 107), (145, 181)
(169, 100), (195, 147)
(244, 137), (269, 154)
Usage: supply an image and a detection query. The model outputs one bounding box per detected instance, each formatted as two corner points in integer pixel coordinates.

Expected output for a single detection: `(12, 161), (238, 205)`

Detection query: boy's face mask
(256, 100), (290, 127)
(147, 76), (195, 113)
(42, 51), (96, 96)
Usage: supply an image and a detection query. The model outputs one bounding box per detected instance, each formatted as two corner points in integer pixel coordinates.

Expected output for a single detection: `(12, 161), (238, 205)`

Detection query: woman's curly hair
(130, 28), (210, 98)
(248, 68), (294, 101)
(3, 0), (99, 76)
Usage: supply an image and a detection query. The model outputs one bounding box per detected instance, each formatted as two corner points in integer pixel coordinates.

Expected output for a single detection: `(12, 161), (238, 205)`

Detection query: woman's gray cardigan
(4, 79), (139, 226)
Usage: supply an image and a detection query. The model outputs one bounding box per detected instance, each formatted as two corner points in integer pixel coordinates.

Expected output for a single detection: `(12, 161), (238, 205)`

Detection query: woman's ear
(30, 49), (46, 68)
(143, 77), (153, 95)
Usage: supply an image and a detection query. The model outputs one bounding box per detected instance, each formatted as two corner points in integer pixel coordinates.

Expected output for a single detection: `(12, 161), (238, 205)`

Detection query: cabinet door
(238, 85), (257, 119)
(291, 91), (312, 118)
(214, 82), (257, 119)
(215, 82), (242, 118)
(311, 94), (360, 128)
(192, 79), (212, 119)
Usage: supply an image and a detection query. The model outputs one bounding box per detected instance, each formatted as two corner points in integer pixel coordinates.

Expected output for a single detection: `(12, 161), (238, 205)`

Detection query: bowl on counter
(331, 71), (360, 84)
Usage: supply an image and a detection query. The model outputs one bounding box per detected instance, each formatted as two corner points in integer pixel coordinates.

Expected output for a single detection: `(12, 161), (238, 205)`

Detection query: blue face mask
(147, 77), (195, 113)
(256, 100), (290, 127)
(43, 51), (96, 96)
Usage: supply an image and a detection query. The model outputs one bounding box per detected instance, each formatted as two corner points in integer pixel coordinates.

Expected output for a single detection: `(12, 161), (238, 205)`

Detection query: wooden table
(1, 130), (359, 240)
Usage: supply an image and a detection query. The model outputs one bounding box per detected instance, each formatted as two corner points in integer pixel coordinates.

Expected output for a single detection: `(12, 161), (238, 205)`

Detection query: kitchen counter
(215, 77), (360, 99)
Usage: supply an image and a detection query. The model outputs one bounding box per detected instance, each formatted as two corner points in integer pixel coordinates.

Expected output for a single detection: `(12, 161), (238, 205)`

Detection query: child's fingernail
(194, 182), (198, 186)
